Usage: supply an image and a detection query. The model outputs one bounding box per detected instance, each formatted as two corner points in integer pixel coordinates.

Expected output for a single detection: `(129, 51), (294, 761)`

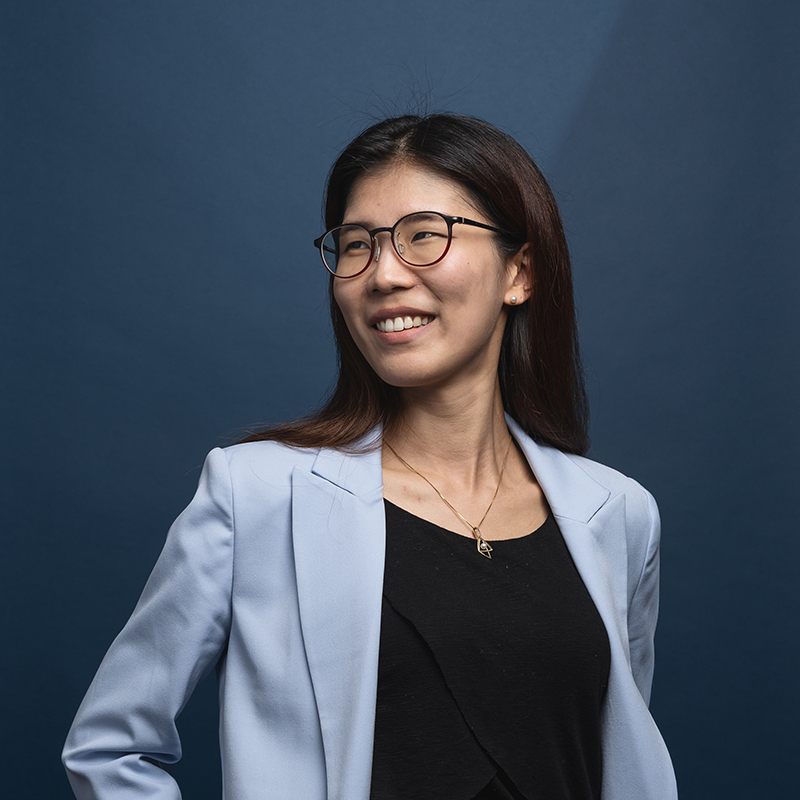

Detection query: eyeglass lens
(321, 212), (451, 276)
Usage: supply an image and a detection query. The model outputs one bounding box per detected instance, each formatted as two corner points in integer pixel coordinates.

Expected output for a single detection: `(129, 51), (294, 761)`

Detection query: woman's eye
(343, 239), (370, 252)
(410, 230), (441, 242)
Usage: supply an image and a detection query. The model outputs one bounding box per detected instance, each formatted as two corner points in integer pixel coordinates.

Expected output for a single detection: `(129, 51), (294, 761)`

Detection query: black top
(370, 501), (611, 800)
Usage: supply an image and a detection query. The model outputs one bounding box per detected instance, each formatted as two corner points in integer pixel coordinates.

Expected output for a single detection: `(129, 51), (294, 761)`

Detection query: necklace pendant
(384, 439), (512, 563)
(474, 528), (493, 559)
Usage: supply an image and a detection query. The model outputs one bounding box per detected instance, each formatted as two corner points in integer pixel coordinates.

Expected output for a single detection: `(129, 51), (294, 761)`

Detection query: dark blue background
(3, 1), (798, 797)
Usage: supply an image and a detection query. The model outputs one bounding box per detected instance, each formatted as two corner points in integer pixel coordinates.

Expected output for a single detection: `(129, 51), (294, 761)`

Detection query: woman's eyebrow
(340, 218), (374, 227)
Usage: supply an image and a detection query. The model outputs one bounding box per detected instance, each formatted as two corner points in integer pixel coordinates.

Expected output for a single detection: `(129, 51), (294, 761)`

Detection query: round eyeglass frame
(313, 211), (517, 278)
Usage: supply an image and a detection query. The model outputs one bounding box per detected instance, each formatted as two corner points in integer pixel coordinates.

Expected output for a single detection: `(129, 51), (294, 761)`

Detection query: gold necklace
(384, 436), (513, 559)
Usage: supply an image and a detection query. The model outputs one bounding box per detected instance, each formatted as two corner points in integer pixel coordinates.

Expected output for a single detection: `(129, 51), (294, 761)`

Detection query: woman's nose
(367, 235), (415, 291)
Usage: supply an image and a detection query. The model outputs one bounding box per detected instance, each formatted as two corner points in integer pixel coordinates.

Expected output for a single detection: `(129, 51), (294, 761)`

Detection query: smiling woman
(63, 115), (678, 800)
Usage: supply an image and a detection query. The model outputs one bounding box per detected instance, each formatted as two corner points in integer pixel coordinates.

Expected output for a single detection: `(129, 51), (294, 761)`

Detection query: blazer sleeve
(62, 448), (234, 800)
(626, 484), (662, 706)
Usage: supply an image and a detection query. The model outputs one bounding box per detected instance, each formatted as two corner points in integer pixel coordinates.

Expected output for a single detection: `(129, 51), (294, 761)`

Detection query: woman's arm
(62, 448), (234, 800)
(626, 484), (662, 705)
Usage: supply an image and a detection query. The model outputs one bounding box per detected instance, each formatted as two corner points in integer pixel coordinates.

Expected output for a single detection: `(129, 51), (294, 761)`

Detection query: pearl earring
(510, 296), (517, 305)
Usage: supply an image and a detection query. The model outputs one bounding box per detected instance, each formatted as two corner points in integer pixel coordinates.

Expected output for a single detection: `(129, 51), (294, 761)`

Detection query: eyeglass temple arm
(449, 216), (516, 237)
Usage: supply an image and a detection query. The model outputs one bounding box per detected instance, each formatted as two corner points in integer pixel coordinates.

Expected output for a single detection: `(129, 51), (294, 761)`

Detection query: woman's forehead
(344, 163), (478, 223)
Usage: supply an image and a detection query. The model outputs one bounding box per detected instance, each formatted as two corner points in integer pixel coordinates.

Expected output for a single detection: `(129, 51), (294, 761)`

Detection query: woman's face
(333, 163), (528, 394)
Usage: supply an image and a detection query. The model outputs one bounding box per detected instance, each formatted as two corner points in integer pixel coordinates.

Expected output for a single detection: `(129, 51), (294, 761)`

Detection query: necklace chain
(384, 436), (513, 559)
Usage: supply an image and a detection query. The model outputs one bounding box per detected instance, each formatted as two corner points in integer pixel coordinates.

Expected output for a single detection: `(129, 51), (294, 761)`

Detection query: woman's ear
(504, 243), (533, 306)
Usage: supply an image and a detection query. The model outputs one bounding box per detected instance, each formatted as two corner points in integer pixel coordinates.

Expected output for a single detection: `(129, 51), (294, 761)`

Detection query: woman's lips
(374, 315), (432, 333)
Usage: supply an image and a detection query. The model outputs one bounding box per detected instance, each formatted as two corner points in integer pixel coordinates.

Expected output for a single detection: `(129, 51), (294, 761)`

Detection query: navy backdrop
(2, 1), (798, 797)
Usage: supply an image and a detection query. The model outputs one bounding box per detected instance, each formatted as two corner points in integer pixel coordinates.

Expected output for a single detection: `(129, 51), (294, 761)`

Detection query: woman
(63, 114), (677, 799)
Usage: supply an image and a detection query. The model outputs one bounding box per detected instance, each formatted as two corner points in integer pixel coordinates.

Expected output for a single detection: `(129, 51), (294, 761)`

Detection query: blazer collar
(309, 428), (383, 496)
(505, 415), (610, 524)
(307, 417), (611, 522)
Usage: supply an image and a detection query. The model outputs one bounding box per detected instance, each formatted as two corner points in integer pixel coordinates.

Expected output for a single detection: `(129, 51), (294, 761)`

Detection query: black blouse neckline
(382, 498), (550, 544)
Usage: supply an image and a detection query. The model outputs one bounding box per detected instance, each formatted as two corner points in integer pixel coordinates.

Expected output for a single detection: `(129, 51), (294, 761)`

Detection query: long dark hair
(241, 114), (589, 455)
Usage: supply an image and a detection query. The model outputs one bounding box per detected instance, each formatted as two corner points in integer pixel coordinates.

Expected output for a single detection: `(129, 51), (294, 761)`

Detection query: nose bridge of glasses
(368, 224), (405, 262)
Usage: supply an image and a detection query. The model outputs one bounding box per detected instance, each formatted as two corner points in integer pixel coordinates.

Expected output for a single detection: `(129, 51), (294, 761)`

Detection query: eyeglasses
(313, 211), (515, 278)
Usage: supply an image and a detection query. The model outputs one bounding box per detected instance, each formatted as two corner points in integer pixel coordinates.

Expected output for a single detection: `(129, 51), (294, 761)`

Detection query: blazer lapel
(552, 497), (631, 655)
(507, 417), (630, 645)
(291, 435), (385, 800)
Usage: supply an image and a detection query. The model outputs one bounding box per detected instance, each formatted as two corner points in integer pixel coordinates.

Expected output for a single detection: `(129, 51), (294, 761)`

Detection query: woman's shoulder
(187, 442), (327, 530)
(563, 450), (653, 498)
(209, 439), (323, 485)
(509, 418), (657, 519)
(515, 424), (658, 537)
(557, 451), (660, 551)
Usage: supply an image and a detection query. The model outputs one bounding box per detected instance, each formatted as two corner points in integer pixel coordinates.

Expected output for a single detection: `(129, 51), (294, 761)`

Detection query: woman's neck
(382, 374), (547, 543)
(386, 377), (511, 491)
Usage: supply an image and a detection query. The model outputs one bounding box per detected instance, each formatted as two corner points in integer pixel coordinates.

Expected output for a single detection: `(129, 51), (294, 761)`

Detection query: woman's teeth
(376, 315), (431, 333)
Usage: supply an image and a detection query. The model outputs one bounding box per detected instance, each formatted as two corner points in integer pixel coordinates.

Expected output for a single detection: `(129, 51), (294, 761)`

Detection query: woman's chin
(373, 366), (463, 394)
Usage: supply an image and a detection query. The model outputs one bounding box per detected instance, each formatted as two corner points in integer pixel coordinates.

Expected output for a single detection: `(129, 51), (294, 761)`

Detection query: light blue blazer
(63, 417), (677, 799)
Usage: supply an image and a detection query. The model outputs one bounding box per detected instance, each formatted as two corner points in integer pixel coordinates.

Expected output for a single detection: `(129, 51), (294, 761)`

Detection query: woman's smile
(373, 314), (433, 333)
